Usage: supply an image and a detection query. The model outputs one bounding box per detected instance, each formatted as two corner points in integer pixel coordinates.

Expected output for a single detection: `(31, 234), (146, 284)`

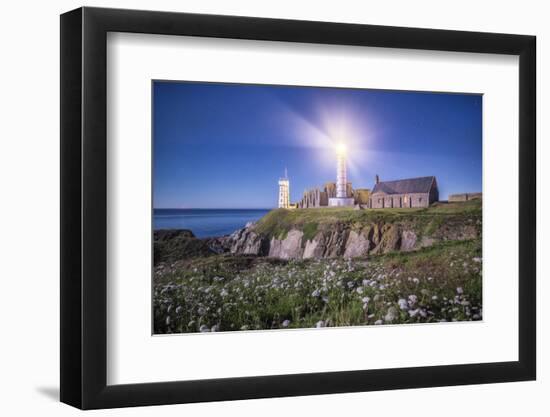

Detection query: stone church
(369, 175), (439, 209)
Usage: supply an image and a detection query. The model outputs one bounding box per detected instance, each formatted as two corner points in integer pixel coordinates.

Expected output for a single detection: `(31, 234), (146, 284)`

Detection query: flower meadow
(153, 239), (482, 334)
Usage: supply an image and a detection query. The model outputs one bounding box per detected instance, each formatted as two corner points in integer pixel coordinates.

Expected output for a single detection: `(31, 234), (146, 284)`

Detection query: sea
(153, 208), (271, 238)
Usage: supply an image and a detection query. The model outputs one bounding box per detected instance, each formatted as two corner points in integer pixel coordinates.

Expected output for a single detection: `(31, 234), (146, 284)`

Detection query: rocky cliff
(221, 200), (481, 259)
(225, 215), (479, 259)
(155, 200), (482, 262)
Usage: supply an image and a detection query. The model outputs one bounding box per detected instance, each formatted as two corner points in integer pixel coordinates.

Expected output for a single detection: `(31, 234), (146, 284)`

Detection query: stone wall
(370, 192), (430, 208)
(298, 188), (328, 208)
(449, 192), (482, 202)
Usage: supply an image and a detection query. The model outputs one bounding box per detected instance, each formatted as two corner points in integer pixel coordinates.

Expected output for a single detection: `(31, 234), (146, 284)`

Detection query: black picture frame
(60, 6), (536, 410)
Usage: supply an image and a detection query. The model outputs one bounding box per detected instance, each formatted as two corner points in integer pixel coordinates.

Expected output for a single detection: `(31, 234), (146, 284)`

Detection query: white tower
(328, 143), (355, 207)
(278, 168), (290, 209)
(336, 145), (347, 198)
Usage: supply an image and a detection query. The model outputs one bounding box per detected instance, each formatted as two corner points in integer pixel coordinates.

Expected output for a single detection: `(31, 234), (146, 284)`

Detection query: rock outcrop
(229, 227), (269, 256)
(155, 203), (482, 262)
(343, 229), (371, 258)
(222, 215), (480, 260)
(269, 230), (304, 259)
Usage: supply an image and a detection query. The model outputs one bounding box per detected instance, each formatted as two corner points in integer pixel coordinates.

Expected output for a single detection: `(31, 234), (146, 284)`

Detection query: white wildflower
(282, 319), (290, 327)
(456, 287), (464, 295)
(398, 299), (409, 310)
(384, 307), (398, 323)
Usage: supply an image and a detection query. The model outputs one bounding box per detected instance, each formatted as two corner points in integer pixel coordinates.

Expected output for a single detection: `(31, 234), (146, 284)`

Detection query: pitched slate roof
(372, 176), (435, 195)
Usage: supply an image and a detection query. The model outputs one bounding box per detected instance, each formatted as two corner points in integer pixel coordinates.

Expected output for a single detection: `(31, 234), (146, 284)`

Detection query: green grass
(302, 222), (319, 242)
(253, 200), (481, 240)
(153, 238), (482, 333)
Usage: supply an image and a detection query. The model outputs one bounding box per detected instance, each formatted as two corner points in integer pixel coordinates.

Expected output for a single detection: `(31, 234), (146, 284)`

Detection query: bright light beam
(335, 142), (347, 155)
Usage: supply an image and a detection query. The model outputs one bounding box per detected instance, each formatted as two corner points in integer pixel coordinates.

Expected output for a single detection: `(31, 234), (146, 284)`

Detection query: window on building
(404, 196), (408, 204)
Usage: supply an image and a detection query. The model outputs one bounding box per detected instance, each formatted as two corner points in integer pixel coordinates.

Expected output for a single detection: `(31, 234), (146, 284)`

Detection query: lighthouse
(328, 143), (355, 207)
(278, 168), (290, 209)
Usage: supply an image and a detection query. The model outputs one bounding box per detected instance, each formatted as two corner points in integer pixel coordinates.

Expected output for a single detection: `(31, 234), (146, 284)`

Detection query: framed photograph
(60, 7), (536, 409)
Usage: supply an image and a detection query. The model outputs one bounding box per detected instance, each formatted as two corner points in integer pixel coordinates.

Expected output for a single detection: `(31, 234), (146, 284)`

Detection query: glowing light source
(335, 142), (347, 155)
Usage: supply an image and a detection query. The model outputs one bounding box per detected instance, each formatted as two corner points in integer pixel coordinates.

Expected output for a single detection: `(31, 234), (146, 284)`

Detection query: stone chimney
(375, 174), (380, 184)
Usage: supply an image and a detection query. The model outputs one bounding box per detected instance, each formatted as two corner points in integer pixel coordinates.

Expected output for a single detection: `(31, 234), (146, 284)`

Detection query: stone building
(298, 187), (328, 208)
(297, 182), (370, 208)
(369, 175), (438, 209)
(298, 182), (355, 208)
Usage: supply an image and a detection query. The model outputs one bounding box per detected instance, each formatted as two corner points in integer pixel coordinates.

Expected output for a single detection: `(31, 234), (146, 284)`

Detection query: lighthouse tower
(278, 168), (290, 209)
(328, 143), (355, 207)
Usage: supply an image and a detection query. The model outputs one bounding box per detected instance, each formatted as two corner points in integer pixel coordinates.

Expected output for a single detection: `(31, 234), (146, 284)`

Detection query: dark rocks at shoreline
(154, 229), (231, 265)
(155, 229), (196, 240)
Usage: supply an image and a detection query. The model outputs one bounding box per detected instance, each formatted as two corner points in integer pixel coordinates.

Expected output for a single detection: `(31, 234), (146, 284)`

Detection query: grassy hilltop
(254, 199), (482, 241)
(153, 200), (482, 333)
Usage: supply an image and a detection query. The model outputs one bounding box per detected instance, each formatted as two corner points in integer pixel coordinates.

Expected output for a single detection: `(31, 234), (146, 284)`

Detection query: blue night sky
(153, 81), (482, 209)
